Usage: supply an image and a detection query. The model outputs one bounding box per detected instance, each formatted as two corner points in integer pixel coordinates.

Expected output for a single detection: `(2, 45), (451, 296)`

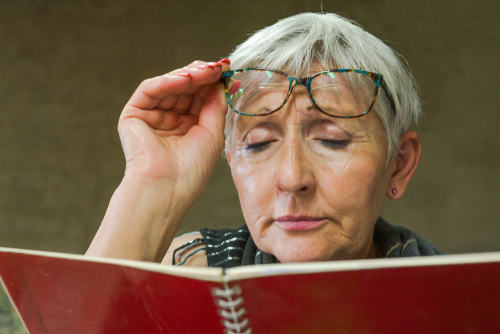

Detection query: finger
(155, 94), (178, 110)
(170, 60), (217, 86)
(176, 61), (229, 97)
(154, 63), (219, 98)
(195, 61), (231, 84)
(183, 60), (208, 70)
(179, 58), (230, 71)
(196, 83), (228, 145)
(217, 58), (232, 72)
(121, 106), (176, 131)
(157, 83), (212, 118)
(152, 66), (222, 113)
(154, 113), (199, 136)
(188, 85), (213, 117)
(126, 74), (192, 110)
(156, 93), (196, 112)
(157, 66), (213, 95)
(169, 94), (195, 113)
(208, 63), (224, 83)
(121, 106), (197, 132)
(176, 59), (231, 87)
(126, 61), (217, 110)
(155, 79), (213, 112)
(126, 59), (231, 110)
(185, 66), (217, 87)
(182, 84), (206, 96)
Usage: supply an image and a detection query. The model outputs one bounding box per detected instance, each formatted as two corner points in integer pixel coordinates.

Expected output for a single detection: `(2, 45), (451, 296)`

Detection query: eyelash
(246, 141), (272, 152)
(318, 139), (349, 149)
(245, 139), (349, 153)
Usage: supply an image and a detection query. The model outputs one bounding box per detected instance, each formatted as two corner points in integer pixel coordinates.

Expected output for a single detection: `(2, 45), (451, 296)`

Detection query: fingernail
(218, 58), (231, 64)
(177, 73), (191, 77)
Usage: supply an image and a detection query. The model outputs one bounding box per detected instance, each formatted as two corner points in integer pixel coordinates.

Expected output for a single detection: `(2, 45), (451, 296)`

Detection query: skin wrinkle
(229, 66), (394, 263)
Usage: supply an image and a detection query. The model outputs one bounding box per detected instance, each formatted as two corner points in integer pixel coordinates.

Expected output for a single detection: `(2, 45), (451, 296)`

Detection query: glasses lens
(226, 70), (289, 115)
(311, 72), (376, 117)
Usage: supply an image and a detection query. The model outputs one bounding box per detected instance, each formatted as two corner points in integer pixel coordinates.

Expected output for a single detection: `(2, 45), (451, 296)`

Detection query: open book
(0, 247), (499, 334)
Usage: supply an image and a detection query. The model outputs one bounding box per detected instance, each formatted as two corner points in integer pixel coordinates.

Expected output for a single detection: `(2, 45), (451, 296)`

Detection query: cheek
(318, 150), (386, 209)
(231, 156), (276, 215)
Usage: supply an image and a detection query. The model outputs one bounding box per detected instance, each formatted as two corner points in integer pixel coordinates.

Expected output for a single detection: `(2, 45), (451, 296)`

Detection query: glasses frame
(221, 68), (396, 118)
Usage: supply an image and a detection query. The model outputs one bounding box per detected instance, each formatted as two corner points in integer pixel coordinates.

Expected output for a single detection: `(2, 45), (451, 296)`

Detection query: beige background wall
(0, 0), (498, 255)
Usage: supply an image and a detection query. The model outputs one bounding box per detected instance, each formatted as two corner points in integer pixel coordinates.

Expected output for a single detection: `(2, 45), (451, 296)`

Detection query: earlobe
(387, 131), (421, 200)
(226, 152), (231, 165)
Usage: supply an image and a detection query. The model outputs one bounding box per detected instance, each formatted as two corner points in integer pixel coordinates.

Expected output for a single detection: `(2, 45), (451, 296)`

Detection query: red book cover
(0, 247), (499, 333)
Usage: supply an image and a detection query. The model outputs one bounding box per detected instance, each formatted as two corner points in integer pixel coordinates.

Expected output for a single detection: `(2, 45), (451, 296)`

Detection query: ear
(226, 151), (231, 165)
(387, 131), (421, 200)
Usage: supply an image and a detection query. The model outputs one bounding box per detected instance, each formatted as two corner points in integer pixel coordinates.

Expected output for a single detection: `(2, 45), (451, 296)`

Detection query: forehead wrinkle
(233, 105), (335, 138)
(231, 62), (331, 133)
(234, 112), (283, 134)
(232, 94), (380, 140)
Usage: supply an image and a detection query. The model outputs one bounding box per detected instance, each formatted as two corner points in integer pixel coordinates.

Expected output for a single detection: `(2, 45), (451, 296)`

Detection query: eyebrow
(236, 114), (338, 138)
(235, 119), (278, 134)
(236, 103), (334, 126)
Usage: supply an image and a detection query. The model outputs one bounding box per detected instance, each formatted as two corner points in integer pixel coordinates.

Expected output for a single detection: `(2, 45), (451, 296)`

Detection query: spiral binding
(212, 284), (252, 334)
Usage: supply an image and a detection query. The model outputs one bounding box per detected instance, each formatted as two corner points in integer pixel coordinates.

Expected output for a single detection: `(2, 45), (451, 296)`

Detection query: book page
(0, 247), (226, 333)
(225, 251), (500, 281)
(0, 277), (29, 334)
(0, 247), (223, 282)
(222, 252), (500, 334)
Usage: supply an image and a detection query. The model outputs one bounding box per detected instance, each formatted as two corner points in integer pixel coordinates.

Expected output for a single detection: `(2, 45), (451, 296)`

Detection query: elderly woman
(86, 13), (442, 267)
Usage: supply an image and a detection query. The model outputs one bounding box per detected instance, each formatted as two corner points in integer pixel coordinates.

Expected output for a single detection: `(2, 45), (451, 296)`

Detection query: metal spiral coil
(212, 284), (252, 334)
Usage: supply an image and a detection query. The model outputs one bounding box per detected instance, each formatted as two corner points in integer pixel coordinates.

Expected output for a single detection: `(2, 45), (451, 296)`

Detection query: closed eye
(318, 139), (349, 149)
(246, 141), (273, 153)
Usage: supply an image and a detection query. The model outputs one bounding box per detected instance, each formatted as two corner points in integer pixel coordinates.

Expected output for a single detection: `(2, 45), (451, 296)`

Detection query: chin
(270, 238), (343, 263)
(276, 252), (330, 264)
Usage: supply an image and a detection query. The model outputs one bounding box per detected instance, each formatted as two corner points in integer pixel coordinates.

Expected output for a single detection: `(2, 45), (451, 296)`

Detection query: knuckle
(186, 60), (206, 68)
(117, 121), (126, 134)
(139, 78), (152, 88)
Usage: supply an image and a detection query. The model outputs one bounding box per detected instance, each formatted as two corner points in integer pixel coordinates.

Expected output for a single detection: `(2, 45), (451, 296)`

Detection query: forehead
(232, 103), (383, 139)
(231, 65), (376, 132)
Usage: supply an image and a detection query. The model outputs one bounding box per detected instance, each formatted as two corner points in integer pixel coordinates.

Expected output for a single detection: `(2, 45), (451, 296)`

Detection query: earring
(391, 188), (397, 195)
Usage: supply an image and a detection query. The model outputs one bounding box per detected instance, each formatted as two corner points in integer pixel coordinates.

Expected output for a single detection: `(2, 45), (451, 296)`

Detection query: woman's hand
(120, 59), (230, 201)
(86, 60), (230, 262)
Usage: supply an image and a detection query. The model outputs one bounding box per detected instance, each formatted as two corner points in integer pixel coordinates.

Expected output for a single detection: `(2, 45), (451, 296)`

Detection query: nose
(274, 136), (316, 197)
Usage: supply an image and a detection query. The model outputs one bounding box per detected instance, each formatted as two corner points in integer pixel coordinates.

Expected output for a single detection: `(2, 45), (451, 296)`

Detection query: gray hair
(224, 12), (421, 162)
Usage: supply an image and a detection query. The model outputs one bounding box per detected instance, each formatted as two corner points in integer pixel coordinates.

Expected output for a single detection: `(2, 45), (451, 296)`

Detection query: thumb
(198, 83), (228, 144)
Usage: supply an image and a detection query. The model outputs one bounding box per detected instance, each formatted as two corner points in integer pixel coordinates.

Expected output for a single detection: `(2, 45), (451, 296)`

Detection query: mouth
(274, 215), (327, 231)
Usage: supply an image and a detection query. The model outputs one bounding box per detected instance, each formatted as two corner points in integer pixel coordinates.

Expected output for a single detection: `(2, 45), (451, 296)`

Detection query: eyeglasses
(220, 68), (396, 118)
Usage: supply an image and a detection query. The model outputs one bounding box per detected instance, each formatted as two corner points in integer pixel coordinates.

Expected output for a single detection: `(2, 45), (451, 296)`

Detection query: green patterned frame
(220, 68), (396, 118)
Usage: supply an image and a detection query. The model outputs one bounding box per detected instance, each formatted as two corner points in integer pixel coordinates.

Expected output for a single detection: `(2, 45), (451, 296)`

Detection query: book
(0, 247), (499, 334)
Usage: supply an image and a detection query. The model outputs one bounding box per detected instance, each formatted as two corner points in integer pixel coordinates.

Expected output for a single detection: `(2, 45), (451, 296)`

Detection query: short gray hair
(224, 12), (421, 162)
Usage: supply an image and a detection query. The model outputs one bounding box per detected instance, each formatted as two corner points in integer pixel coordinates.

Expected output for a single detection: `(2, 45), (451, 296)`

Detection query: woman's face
(228, 69), (393, 263)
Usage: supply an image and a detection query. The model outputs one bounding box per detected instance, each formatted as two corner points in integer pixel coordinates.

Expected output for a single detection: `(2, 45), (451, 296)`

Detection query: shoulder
(374, 217), (444, 258)
(162, 232), (208, 267)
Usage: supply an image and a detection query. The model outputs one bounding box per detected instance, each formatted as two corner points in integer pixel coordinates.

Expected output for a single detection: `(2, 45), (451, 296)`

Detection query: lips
(275, 215), (326, 230)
